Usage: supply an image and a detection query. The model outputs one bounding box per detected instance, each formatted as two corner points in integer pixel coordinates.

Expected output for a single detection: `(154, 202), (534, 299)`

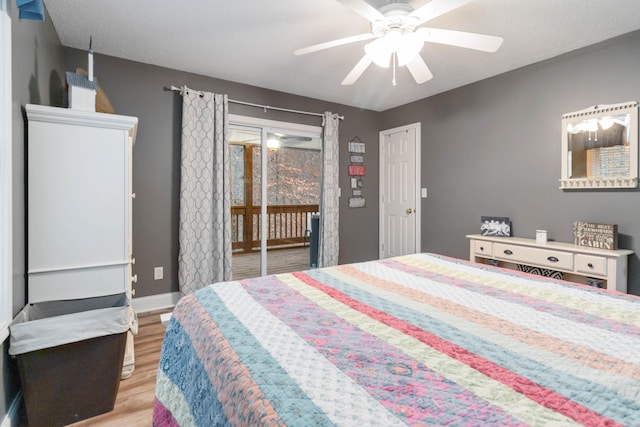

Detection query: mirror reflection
(567, 113), (630, 179)
(560, 101), (638, 189)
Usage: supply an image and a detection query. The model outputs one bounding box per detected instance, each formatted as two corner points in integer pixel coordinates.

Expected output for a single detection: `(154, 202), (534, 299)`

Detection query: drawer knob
(547, 256), (559, 263)
(587, 263), (594, 268)
(503, 249), (513, 255)
(480, 246), (484, 251)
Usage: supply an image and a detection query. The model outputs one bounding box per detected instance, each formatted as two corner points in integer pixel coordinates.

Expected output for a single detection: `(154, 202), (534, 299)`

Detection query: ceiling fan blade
(336, 0), (385, 23)
(295, 33), (376, 56)
(419, 27), (503, 52)
(342, 55), (373, 85)
(408, 0), (475, 25)
(406, 55), (433, 84)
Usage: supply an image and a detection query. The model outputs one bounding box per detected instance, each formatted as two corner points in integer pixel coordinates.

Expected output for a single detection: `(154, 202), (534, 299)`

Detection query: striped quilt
(153, 253), (640, 426)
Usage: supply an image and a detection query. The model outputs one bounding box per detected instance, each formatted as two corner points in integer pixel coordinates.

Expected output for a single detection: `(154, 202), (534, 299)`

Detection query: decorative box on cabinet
(466, 234), (633, 293)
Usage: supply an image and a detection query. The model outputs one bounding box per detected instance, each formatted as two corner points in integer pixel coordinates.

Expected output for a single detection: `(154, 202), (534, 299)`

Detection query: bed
(153, 252), (640, 426)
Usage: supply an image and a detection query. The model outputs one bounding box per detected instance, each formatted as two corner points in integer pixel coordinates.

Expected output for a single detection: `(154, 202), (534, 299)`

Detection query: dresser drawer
(575, 254), (607, 277)
(494, 243), (573, 271)
(473, 240), (493, 257)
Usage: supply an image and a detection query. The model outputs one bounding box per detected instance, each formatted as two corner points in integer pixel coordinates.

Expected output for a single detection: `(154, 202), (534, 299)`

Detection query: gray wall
(64, 48), (383, 298)
(4, 3), (65, 423)
(66, 30), (640, 300)
(381, 30), (640, 295)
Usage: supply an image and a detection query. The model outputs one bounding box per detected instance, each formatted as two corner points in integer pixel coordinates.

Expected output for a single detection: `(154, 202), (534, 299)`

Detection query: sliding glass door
(229, 116), (321, 279)
(230, 128), (261, 278)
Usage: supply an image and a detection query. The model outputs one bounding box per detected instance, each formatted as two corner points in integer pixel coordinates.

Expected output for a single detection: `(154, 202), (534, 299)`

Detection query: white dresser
(26, 104), (138, 302)
(466, 234), (633, 293)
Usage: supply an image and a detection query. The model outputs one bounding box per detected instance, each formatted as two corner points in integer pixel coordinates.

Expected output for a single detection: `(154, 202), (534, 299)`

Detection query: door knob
(406, 208), (414, 214)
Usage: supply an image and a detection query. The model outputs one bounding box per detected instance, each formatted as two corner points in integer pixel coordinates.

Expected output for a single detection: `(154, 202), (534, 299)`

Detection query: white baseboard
(132, 292), (181, 314)
(1, 391), (21, 427)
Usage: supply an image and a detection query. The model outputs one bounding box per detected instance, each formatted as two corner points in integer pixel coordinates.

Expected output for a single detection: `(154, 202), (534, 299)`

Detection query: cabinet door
(29, 122), (128, 268)
(28, 121), (130, 301)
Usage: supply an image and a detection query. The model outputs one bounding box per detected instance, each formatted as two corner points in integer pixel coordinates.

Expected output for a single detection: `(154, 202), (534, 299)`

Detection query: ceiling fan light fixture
(365, 29), (424, 68)
(396, 32), (424, 66)
(364, 38), (392, 67)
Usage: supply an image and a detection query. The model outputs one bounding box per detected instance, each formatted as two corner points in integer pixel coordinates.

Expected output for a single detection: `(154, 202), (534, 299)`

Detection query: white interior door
(379, 123), (421, 258)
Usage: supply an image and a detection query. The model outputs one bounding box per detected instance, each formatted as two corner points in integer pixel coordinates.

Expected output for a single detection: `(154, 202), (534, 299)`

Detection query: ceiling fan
(295, 0), (503, 85)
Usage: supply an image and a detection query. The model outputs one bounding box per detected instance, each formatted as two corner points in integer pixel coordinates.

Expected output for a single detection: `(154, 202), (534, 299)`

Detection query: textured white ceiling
(44, 0), (640, 112)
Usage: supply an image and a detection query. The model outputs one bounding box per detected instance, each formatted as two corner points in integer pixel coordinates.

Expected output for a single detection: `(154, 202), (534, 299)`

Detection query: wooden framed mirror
(560, 101), (638, 189)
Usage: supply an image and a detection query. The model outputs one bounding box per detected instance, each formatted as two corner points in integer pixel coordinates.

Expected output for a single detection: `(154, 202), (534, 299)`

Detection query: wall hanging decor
(347, 136), (366, 208)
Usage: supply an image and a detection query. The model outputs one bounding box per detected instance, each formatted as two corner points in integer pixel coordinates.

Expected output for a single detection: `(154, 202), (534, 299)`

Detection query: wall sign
(348, 165), (366, 176)
(348, 141), (365, 153)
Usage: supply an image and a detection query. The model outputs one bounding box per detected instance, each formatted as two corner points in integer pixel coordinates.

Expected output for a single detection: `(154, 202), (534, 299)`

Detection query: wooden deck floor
(232, 246), (312, 280)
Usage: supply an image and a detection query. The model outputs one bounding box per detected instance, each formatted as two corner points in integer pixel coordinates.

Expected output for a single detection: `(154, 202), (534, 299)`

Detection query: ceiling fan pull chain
(392, 52), (397, 86)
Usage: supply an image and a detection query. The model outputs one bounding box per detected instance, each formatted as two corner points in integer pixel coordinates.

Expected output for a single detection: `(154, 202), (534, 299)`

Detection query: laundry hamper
(9, 293), (131, 427)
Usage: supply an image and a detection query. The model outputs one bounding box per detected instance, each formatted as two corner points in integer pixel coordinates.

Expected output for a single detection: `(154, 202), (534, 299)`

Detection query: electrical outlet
(154, 266), (163, 280)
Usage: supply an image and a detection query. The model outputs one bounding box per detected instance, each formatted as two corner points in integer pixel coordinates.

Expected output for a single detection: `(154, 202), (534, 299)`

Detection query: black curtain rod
(166, 85), (344, 120)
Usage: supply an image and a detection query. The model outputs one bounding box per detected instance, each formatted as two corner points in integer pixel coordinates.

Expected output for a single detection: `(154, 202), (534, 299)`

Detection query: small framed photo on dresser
(480, 216), (511, 237)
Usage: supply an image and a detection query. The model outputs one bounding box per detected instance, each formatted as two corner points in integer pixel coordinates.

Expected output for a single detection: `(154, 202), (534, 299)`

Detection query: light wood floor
(16, 251), (309, 426)
(17, 310), (168, 426)
(68, 309), (171, 427)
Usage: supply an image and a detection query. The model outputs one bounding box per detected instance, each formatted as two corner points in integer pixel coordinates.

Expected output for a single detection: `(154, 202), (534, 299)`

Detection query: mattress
(154, 252), (640, 426)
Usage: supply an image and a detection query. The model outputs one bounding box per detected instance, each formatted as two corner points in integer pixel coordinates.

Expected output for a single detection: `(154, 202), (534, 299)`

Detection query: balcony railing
(231, 204), (319, 253)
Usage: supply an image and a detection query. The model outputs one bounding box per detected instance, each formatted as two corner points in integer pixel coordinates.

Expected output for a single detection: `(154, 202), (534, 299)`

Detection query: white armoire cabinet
(26, 104), (137, 303)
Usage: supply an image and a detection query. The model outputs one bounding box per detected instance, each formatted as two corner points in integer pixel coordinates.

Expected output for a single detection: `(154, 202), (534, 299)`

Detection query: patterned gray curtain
(178, 89), (232, 295)
(318, 112), (340, 267)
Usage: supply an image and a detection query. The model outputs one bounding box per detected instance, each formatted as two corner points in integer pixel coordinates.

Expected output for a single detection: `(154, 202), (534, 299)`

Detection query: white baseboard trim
(132, 292), (181, 314)
(1, 391), (21, 427)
